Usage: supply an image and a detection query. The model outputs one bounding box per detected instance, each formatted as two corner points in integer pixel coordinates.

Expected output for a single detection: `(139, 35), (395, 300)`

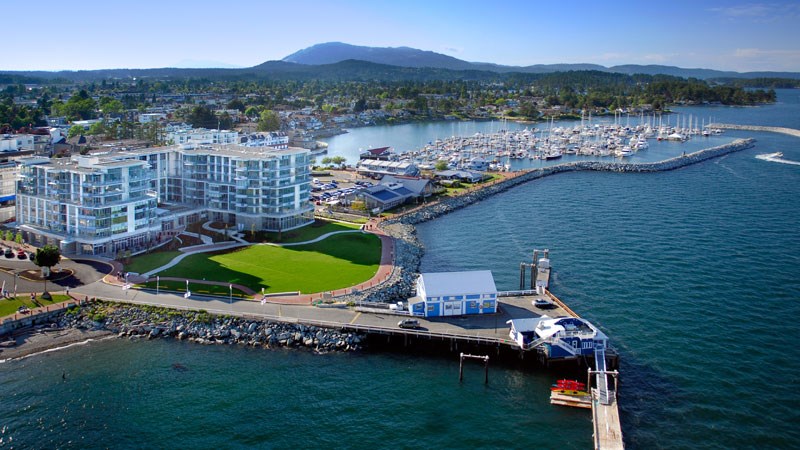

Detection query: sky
(5, 0), (800, 73)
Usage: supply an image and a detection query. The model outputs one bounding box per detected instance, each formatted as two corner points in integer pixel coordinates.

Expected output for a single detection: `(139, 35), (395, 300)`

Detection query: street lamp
(13, 272), (18, 299)
(229, 284), (232, 304)
(156, 275), (159, 295)
(184, 279), (191, 298)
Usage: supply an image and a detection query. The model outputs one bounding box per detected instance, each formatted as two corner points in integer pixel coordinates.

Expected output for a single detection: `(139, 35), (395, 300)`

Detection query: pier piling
(459, 353), (490, 384)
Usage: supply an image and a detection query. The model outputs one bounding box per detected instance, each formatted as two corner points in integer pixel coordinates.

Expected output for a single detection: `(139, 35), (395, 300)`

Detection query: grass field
(256, 220), (361, 243)
(156, 232), (381, 294)
(0, 294), (71, 317)
(124, 251), (182, 275)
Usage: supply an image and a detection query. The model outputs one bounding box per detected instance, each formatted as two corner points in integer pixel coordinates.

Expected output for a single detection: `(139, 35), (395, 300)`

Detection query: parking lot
(310, 170), (374, 206)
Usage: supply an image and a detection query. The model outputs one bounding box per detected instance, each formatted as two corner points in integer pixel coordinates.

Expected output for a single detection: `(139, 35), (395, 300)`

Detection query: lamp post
(13, 272), (18, 300)
(156, 275), (159, 295)
(229, 284), (232, 304)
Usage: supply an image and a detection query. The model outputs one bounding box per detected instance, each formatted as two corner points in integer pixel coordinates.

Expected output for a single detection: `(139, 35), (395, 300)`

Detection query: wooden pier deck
(592, 389), (624, 450)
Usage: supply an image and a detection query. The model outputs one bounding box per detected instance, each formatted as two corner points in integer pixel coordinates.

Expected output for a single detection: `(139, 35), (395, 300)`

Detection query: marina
(344, 113), (724, 174)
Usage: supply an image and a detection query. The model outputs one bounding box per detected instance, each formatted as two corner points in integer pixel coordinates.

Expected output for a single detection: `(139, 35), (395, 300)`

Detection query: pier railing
(498, 289), (538, 297)
(545, 290), (580, 318)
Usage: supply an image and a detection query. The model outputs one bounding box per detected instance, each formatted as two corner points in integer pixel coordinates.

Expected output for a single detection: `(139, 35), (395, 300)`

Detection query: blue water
(2, 90), (800, 448)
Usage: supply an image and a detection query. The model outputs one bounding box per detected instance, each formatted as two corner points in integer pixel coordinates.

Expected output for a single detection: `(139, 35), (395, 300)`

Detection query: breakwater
(709, 123), (800, 138)
(45, 302), (365, 352)
(353, 138), (755, 303)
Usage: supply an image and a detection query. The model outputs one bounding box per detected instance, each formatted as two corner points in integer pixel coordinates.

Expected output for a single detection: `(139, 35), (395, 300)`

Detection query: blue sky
(6, 0), (800, 72)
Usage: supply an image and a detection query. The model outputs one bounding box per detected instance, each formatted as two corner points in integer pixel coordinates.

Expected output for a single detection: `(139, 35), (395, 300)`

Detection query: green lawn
(0, 294), (71, 318)
(257, 220), (361, 243)
(125, 251), (182, 274)
(157, 232), (381, 294)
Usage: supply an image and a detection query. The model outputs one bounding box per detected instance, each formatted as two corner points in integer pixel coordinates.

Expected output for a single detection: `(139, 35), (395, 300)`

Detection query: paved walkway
(114, 221), (396, 306)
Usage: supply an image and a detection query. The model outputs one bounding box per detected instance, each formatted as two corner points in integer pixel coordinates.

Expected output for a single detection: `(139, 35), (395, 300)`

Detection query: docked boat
(544, 151), (563, 160)
(615, 146), (634, 157)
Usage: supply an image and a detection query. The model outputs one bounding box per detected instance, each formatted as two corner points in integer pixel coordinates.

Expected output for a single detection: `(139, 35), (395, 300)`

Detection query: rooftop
(419, 270), (498, 297)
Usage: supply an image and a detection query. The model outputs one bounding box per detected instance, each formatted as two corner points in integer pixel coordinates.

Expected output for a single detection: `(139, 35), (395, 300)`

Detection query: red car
(16, 249), (27, 259)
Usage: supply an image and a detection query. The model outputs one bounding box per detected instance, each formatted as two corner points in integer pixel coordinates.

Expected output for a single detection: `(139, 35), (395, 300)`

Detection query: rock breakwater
(53, 302), (365, 352)
(359, 138), (755, 303)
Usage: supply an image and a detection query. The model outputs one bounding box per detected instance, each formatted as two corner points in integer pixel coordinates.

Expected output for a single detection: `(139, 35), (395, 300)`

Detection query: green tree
(98, 97), (124, 115)
(61, 90), (98, 121)
(217, 111), (233, 130)
(330, 156), (347, 168)
(186, 105), (218, 129)
(244, 106), (262, 119)
(67, 125), (84, 138)
(257, 109), (280, 132)
(435, 160), (449, 171)
(33, 244), (61, 295)
(226, 98), (246, 112)
(4, 230), (12, 241)
(87, 121), (106, 136)
(14, 232), (22, 246)
(353, 98), (367, 113)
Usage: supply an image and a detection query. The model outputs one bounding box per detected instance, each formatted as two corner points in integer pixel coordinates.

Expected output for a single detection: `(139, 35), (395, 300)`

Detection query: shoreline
(0, 327), (114, 362)
(0, 138), (758, 359)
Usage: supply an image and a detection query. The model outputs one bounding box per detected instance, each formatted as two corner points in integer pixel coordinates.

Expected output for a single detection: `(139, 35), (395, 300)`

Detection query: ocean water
(2, 90), (800, 448)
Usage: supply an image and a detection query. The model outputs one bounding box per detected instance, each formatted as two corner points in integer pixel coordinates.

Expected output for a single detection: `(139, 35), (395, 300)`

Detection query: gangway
(594, 341), (612, 405)
(589, 341), (623, 449)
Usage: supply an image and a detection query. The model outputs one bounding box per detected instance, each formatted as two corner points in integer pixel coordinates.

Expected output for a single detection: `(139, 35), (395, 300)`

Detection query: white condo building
(165, 127), (239, 145)
(16, 143), (313, 255)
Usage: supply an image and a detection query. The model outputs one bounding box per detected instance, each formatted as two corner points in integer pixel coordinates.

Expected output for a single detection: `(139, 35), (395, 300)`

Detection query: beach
(0, 326), (113, 361)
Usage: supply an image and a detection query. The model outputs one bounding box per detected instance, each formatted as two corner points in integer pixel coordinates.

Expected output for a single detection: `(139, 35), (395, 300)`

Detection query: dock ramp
(590, 341), (623, 449)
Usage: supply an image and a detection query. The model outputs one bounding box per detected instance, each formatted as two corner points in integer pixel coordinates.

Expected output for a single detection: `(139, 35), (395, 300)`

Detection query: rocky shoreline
(350, 138), (756, 303)
(2, 302), (366, 359)
(0, 139), (756, 359)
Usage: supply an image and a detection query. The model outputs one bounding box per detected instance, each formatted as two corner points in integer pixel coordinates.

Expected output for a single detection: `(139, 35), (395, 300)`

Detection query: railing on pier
(545, 289), (580, 318)
(593, 342), (613, 405)
(498, 289), (538, 297)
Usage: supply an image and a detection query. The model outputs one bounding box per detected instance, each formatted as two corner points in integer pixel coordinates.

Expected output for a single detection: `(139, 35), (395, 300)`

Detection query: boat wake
(755, 152), (800, 166)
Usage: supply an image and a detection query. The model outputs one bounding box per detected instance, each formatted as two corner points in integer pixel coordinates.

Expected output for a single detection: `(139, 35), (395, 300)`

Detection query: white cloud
(709, 3), (800, 21)
(731, 48), (800, 71)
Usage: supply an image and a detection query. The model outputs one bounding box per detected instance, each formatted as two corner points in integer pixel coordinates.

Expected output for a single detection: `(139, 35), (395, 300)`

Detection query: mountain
(283, 42), (477, 70)
(283, 42), (800, 80)
(3, 43), (799, 83)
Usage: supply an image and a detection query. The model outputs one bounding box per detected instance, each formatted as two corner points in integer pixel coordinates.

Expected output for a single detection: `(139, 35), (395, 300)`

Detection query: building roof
(362, 146), (391, 156)
(418, 270), (497, 297)
(380, 175), (431, 196)
(506, 317), (549, 333)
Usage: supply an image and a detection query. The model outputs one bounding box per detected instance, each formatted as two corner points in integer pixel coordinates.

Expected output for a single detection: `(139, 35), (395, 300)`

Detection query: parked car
(534, 299), (555, 309)
(4, 248), (13, 258)
(397, 319), (420, 329)
(16, 249), (27, 259)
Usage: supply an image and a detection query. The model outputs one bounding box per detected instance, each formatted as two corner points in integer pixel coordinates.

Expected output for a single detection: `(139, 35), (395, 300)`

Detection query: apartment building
(16, 143), (313, 256)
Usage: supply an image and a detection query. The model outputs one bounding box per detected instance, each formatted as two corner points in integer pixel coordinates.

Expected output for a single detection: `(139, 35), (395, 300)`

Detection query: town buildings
(15, 142), (313, 256)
